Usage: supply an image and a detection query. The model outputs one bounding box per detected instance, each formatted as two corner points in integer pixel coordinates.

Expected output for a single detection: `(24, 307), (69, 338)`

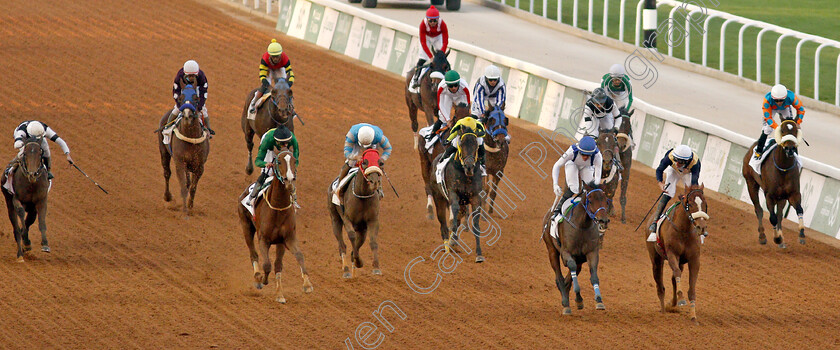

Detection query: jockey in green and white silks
(600, 64), (633, 111)
(249, 125), (299, 207)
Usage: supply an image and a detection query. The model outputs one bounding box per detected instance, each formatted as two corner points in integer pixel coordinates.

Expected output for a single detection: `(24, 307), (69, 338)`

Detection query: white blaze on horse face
(787, 123), (793, 130)
(691, 196), (710, 220)
(284, 154), (294, 181)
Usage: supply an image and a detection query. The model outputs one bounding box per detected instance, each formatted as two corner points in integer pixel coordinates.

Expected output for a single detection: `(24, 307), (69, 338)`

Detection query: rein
(665, 189), (708, 236)
(19, 142), (44, 182)
(263, 150), (295, 212)
(772, 147), (799, 172)
(561, 189), (610, 230)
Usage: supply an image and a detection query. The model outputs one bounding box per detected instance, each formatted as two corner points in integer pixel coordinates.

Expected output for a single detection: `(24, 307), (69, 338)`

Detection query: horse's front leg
(446, 195), (460, 253)
(369, 219), (382, 275)
(274, 244), (287, 304)
(35, 200), (49, 253)
(791, 192), (806, 244)
(586, 250), (604, 310)
(174, 160), (190, 217)
(22, 208), (36, 251)
(666, 253), (685, 308)
(619, 168), (629, 224)
(470, 198), (484, 263)
(766, 197), (785, 248)
(244, 123), (255, 175)
(687, 255), (700, 324)
(187, 163), (204, 210)
(4, 195), (24, 261)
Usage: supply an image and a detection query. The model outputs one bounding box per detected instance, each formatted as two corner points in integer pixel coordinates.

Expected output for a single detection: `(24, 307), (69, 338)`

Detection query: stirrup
(752, 151), (762, 160)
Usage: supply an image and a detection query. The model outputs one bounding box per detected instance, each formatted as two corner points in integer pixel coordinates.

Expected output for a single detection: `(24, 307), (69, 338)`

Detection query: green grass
(496, 0), (840, 104)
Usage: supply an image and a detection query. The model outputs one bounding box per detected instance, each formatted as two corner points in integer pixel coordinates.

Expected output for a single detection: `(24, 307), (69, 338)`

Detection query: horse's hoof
(621, 219), (626, 224)
(372, 269), (382, 276)
(778, 243), (787, 249)
(595, 303), (606, 310)
(254, 282), (263, 290)
(576, 301), (584, 310)
(342, 272), (352, 279)
(475, 255), (485, 263)
(41, 245), (50, 253)
(276, 297), (287, 304)
(23, 245), (32, 252)
(303, 285), (314, 293)
(799, 238), (806, 245)
(773, 236), (783, 245)
(759, 237), (767, 245)
(691, 317), (699, 325)
(16, 256), (24, 263)
(164, 192), (173, 202)
(562, 307), (572, 315)
(426, 213), (433, 221)
(677, 300), (687, 307)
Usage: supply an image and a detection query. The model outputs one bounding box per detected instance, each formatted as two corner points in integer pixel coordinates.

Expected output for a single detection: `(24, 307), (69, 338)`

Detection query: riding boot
(553, 188), (574, 215)
(647, 195), (672, 241)
(478, 145), (487, 177)
(43, 156), (53, 180)
(411, 59), (426, 89)
(427, 120), (443, 141)
(335, 163), (351, 205)
(292, 186), (300, 209)
(754, 132), (768, 160)
(203, 115), (215, 137)
(249, 90), (264, 114)
(250, 172), (268, 200)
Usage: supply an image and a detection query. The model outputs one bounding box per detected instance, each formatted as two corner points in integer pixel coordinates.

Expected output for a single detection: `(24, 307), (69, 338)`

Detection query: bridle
(456, 132), (478, 169)
(268, 80), (294, 124)
(561, 188), (610, 231)
(19, 140), (45, 182)
(265, 149), (295, 211)
(668, 188), (709, 235)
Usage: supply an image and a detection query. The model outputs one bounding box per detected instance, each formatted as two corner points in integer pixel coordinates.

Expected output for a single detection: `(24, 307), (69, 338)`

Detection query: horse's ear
(629, 109), (635, 116)
(700, 183), (705, 190)
(445, 49), (451, 57)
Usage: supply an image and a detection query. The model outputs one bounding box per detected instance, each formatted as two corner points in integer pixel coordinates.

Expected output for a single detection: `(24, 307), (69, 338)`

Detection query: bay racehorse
(328, 149), (384, 278)
(158, 84), (210, 216)
(542, 182), (610, 315)
(2, 138), (52, 261)
(742, 119), (805, 248)
(405, 48), (450, 150)
(242, 78), (296, 175)
(481, 107), (509, 216)
(417, 103), (470, 219)
(596, 130), (621, 217)
(430, 128), (485, 262)
(614, 108), (635, 223)
(237, 147), (313, 303)
(647, 184), (708, 324)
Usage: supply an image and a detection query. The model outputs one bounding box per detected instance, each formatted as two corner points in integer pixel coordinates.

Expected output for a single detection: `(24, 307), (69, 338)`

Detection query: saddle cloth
(549, 198), (581, 240)
(407, 67), (429, 94)
(435, 154), (453, 184)
(418, 125), (440, 154)
(330, 168), (360, 205)
(240, 176), (274, 216)
(748, 140), (801, 176)
(247, 94), (273, 120)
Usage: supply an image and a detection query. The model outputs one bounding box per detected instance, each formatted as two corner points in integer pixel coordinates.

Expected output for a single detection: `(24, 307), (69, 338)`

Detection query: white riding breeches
(419, 36), (444, 61)
(439, 93), (469, 124)
(565, 161), (597, 195)
(662, 167), (691, 198)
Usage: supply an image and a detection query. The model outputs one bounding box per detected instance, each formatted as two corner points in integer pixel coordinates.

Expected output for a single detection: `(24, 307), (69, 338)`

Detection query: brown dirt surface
(1, 0), (839, 348)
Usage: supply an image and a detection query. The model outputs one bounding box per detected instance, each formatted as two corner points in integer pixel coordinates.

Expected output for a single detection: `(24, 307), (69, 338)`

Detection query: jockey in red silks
(410, 5), (449, 88)
(248, 39), (296, 119)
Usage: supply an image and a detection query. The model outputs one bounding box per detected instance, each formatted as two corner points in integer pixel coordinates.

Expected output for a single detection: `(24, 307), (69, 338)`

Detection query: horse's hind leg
(745, 178), (766, 244)
(243, 123), (255, 175)
(330, 210), (351, 278)
(237, 205), (260, 289)
(159, 136), (173, 202)
(547, 246), (571, 315)
(286, 237), (313, 293)
(369, 219), (382, 276)
(586, 251), (605, 310)
(34, 201), (49, 252)
(406, 95), (420, 149)
(273, 245), (287, 304)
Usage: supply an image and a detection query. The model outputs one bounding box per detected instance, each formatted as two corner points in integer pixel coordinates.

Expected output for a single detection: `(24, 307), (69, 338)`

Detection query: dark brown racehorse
(405, 48), (450, 150)
(482, 107), (509, 216)
(430, 129), (485, 262)
(647, 184), (708, 324)
(328, 149), (384, 278)
(542, 182), (610, 315)
(596, 130), (621, 217)
(242, 78), (296, 175)
(158, 85), (210, 216)
(742, 119), (805, 248)
(614, 108), (634, 223)
(237, 148), (312, 303)
(417, 103), (470, 219)
(2, 139), (51, 261)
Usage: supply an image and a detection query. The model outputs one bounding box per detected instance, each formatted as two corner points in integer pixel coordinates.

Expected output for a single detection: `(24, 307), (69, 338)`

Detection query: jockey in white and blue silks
(551, 136), (603, 216)
(472, 65), (507, 118)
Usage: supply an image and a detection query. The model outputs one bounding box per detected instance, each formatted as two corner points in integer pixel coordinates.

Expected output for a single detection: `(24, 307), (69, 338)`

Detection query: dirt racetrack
(1, 0), (840, 348)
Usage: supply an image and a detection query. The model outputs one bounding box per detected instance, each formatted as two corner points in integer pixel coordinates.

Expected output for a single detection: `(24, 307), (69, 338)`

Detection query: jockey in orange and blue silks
(753, 84), (804, 159)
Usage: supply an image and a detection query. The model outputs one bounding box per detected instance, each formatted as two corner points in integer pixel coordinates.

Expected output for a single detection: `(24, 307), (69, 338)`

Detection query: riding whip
(71, 163), (109, 194)
(634, 183), (671, 232)
(294, 113), (306, 126)
(382, 170), (400, 198)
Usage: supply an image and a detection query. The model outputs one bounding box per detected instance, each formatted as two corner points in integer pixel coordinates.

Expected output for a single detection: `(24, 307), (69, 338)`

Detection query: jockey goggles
(447, 82), (459, 88)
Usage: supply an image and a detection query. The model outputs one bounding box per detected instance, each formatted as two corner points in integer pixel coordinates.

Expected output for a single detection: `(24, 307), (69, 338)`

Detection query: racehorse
(2, 138), (51, 261)
(328, 149), (384, 278)
(430, 128), (485, 262)
(542, 182), (610, 315)
(158, 84), (210, 216)
(405, 48), (450, 150)
(646, 184), (708, 324)
(614, 108), (635, 223)
(481, 106), (509, 216)
(417, 103), (470, 219)
(596, 130), (621, 217)
(242, 78), (296, 175)
(742, 119), (805, 248)
(237, 147), (313, 303)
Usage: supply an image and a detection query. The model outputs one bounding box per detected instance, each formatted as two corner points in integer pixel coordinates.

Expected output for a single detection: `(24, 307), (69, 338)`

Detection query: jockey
(428, 70), (470, 139)
(551, 136), (602, 216)
(335, 124), (392, 204)
(248, 39), (295, 116)
(169, 60), (213, 136)
(583, 88), (620, 138)
(437, 116), (487, 177)
(249, 125), (300, 207)
(753, 84), (805, 160)
(647, 144), (701, 242)
(472, 65), (507, 120)
(411, 5), (448, 88)
(600, 64), (633, 111)
(11, 121), (73, 180)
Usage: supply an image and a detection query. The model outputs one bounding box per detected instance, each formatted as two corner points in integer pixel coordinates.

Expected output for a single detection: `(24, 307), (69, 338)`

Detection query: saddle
(241, 177), (275, 216)
(549, 198), (581, 240)
(330, 168), (360, 205)
(408, 66), (430, 94)
(651, 202), (681, 255)
(419, 125), (450, 154)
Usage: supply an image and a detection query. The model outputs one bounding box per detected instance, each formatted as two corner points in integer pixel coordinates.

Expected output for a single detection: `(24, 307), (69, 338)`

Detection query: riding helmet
(578, 136), (598, 155)
(274, 125), (293, 143)
(268, 39), (283, 56)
